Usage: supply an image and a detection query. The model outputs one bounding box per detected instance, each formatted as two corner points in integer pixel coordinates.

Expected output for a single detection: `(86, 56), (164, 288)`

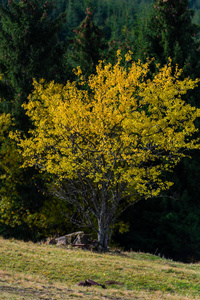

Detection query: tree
(136, 0), (200, 77)
(15, 53), (200, 250)
(0, 0), (68, 129)
(71, 7), (107, 78)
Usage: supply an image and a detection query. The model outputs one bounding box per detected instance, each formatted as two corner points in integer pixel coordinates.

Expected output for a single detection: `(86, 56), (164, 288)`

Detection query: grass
(0, 237), (200, 299)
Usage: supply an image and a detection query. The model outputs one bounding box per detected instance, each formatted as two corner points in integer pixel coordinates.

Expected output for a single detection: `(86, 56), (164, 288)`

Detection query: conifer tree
(137, 0), (200, 77)
(0, 0), (68, 128)
(71, 7), (107, 78)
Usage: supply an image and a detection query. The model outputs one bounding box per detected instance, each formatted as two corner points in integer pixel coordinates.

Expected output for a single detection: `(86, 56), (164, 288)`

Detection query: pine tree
(71, 7), (107, 78)
(137, 0), (200, 77)
(0, 0), (68, 129)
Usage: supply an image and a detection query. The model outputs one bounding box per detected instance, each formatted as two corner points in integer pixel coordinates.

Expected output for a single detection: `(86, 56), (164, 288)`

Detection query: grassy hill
(0, 237), (200, 299)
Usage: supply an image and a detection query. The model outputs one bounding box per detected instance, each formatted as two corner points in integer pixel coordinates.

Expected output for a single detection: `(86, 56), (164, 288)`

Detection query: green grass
(0, 237), (200, 299)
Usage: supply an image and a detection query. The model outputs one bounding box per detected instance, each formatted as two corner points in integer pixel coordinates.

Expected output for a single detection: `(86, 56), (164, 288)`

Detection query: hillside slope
(0, 237), (200, 299)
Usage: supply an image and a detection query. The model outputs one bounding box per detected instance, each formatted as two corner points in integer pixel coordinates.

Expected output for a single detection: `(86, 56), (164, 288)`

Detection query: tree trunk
(98, 218), (109, 251)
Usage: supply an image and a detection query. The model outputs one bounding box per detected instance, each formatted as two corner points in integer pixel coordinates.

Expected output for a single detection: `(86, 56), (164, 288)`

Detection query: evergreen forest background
(1, 0), (200, 262)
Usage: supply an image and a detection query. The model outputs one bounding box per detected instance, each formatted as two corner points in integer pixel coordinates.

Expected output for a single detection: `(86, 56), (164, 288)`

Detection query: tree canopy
(15, 53), (200, 249)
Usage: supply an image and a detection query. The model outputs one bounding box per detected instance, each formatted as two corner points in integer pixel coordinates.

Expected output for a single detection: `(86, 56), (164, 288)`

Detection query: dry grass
(0, 237), (200, 299)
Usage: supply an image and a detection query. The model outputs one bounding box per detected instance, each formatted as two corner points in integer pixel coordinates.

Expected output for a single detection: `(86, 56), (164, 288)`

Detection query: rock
(73, 233), (91, 245)
(47, 231), (93, 247)
(62, 231), (84, 244)
(56, 236), (69, 246)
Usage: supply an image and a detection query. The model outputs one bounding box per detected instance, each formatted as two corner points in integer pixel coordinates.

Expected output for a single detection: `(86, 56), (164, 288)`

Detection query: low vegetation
(0, 237), (200, 299)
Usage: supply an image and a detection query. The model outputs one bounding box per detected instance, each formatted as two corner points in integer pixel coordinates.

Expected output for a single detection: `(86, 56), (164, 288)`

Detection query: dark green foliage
(121, 156), (200, 262)
(136, 0), (200, 76)
(116, 191), (200, 262)
(0, 0), (68, 128)
(49, 0), (152, 44)
(71, 7), (107, 78)
(0, 0), (7, 6)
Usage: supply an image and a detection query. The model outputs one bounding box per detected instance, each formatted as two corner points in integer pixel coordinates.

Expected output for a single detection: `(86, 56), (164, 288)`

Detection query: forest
(1, 0), (200, 261)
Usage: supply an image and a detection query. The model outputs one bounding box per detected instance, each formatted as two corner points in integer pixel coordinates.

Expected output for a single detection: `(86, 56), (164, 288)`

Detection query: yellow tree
(15, 53), (200, 250)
